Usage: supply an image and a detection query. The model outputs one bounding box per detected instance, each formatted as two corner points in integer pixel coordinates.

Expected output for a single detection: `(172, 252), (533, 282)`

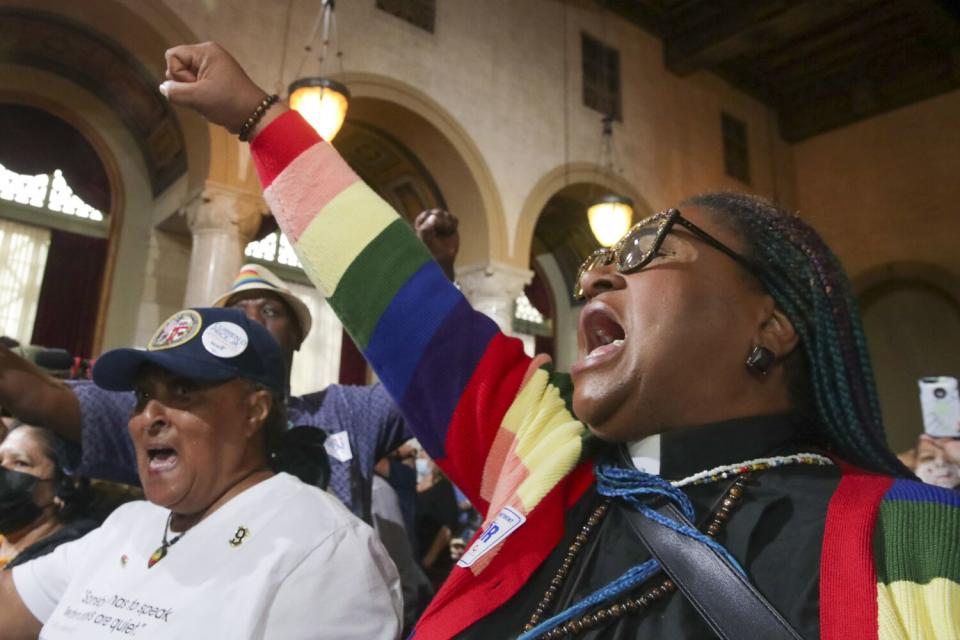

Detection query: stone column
(456, 261), (534, 335)
(182, 183), (266, 307)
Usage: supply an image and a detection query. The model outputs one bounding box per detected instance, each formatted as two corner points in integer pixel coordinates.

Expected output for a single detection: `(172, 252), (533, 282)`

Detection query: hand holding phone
(918, 376), (960, 437)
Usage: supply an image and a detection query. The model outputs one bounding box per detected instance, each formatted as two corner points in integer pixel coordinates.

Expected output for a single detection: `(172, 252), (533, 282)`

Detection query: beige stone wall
(794, 90), (960, 284)
(794, 90), (960, 451)
(132, 229), (192, 347)
(160, 0), (791, 266)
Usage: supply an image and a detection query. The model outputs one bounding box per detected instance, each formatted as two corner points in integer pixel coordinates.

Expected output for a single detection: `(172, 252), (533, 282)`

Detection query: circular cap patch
(202, 321), (249, 359)
(149, 310), (202, 351)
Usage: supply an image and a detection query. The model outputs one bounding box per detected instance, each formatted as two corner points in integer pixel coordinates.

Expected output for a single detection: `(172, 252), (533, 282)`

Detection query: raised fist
(159, 42), (277, 135)
(415, 208), (460, 282)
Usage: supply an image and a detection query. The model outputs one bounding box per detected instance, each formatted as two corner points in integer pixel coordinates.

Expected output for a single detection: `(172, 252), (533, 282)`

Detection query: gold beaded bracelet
(238, 94), (280, 142)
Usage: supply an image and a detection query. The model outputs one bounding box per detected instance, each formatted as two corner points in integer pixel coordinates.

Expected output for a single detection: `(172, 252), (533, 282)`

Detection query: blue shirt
(66, 380), (410, 521)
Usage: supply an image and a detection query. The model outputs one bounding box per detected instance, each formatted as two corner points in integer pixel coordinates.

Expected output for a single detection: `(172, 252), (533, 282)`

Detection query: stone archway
(333, 72), (507, 268)
(513, 162), (652, 267)
(0, 68), (150, 352)
(513, 164), (652, 370)
(856, 262), (960, 453)
(325, 72), (534, 333)
(0, 2), (212, 349)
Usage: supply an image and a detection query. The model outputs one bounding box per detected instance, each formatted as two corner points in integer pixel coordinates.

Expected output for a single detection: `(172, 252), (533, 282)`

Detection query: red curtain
(338, 329), (368, 385)
(30, 230), (108, 359)
(526, 265), (556, 360)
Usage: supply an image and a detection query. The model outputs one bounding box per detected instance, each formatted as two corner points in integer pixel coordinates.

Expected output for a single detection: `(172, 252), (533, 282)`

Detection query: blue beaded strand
(518, 464), (747, 640)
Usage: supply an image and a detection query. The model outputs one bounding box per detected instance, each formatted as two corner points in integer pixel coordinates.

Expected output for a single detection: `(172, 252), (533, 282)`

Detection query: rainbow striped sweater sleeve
(250, 111), (589, 520)
(822, 470), (960, 639)
(874, 480), (960, 639)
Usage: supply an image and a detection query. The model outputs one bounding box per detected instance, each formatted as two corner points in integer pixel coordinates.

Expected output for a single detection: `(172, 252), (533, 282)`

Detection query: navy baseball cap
(93, 308), (287, 393)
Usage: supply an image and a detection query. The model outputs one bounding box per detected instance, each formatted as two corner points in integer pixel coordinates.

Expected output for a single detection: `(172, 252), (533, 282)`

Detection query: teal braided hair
(684, 192), (910, 477)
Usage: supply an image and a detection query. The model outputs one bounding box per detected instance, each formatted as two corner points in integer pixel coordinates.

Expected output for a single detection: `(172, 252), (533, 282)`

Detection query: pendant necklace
(148, 512), (186, 569)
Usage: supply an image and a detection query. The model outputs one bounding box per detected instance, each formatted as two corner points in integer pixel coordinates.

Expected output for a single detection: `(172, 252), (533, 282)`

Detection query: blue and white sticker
(202, 322), (249, 359)
(457, 506), (526, 568)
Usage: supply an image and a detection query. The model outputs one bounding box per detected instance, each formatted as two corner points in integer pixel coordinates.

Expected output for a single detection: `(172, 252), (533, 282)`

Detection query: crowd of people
(0, 41), (957, 639)
(0, 229), (477, 637)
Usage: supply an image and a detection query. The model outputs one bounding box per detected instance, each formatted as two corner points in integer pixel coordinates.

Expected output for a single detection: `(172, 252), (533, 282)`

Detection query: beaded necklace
(521, 453), (834, 639)
(671, 452), (833, 488)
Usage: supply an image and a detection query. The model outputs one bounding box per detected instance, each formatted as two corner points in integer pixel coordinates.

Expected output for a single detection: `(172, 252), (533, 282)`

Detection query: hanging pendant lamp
(288, 77), (350, 141)
(588, 194), (634, 247)
(288, 0), (349, 141)
(588, 115), (633, 247)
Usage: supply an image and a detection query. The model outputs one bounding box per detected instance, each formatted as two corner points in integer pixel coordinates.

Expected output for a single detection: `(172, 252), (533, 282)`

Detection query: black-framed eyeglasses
(573, 208), (760, 301)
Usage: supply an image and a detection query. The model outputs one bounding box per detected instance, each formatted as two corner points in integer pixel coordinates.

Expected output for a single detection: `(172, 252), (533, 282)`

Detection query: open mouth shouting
(572, 301), (626, 375)
(145, 443), (180, 474)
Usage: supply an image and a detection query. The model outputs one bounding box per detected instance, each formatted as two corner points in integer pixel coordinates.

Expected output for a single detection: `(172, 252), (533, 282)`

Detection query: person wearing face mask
(414, 452), (459, 591)
(0, 423), (95, 571)
(415, 454), (432, 486)
(160, 43), (960, 639)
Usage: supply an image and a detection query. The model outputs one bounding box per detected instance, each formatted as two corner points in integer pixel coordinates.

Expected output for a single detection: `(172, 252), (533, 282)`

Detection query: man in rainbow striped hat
(211, 264), (313, 370)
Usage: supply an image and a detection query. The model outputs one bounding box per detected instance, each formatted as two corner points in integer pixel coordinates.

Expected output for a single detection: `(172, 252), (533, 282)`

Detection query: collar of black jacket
(615, 413), (822, 480)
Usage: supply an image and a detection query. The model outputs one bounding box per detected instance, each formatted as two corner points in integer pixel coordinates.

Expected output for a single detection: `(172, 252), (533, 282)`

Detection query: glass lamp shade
(587, 194), (634, 247)
(288, 77), (351, 141)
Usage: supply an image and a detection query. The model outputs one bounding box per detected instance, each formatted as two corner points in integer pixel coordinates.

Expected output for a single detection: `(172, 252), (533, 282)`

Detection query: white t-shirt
(13, 473), (402, 639)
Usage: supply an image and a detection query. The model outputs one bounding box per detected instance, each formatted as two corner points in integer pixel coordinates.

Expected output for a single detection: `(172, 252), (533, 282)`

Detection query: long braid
(685, 193), (910, 476)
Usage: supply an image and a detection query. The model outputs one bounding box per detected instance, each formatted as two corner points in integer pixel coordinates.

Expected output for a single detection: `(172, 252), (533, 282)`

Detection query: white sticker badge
(324, 431), (354, 463)
(201, 322), (249, 359)
(457, 506), (526, 568)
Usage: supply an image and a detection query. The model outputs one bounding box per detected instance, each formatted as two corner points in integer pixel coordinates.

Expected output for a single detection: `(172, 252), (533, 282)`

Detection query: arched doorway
(858, 264), (960, 453)
(528, 183), (613, 371)
(0, 4), (207, 353)
(337, 121), (447, 220)
(0, 105), (111, 359)
(519, 167), (651, 372)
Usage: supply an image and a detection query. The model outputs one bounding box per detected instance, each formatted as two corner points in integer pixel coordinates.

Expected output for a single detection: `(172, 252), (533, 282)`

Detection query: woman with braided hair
(679, 192), (906, 477)
(156, 43), (957, 639)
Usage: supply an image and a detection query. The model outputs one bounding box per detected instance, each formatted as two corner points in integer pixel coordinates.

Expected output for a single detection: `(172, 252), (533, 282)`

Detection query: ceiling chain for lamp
(288, 0), (350, 141)
(587, 114), (634, 247)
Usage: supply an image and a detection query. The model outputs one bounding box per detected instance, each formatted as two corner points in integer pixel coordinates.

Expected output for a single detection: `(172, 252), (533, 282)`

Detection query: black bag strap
(622, 500), (804, 640)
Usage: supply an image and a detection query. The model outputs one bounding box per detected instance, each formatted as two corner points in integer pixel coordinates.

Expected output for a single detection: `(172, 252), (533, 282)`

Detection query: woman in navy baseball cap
(0, 308), (402, 639)
(92, 307), (289, 517)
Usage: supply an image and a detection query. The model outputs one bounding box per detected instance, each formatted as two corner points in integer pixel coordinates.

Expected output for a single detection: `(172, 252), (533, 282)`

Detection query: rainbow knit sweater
(250, 111), (960, 639)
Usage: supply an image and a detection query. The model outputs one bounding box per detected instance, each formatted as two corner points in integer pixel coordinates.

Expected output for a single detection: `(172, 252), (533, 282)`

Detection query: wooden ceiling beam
(778, 39), (960, 141)
(766, 17), (925, 87)
(910, 0), (960, 39)
(605, 0), (672, 37)
(663, 0), (859, 76)
(754, 0), (904, 74)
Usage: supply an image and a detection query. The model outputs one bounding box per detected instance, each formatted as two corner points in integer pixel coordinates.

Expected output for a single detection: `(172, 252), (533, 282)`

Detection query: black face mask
(0, 467), (47, 536)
